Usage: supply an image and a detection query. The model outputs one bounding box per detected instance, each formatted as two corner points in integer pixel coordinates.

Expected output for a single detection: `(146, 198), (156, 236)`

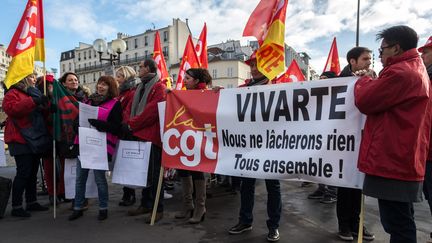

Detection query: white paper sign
(112, 140), (151, 187)
(64, 158), (98, 199)
(79, 102), (99, 128)
(79, 127), (108, 170)
(0, 140), (6, 167)
(158, 101), (166, 139)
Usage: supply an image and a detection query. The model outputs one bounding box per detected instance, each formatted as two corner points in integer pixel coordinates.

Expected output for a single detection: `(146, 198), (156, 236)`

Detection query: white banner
(0, 140), (6, 167)
(112, 140), (151, 188)
(78, 127), (108, 170)
(216, 77), (365, 188)
(64, 158), (98, 199)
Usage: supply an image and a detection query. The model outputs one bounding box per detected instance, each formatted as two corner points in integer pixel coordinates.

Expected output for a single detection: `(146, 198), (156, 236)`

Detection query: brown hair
(97, 76), (119, 98)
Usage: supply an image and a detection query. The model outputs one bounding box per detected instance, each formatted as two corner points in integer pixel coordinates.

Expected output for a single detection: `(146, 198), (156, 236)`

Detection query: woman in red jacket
(3, 73), (50, 217)
(115, 66), (137, 206)
(174, 68), (212, 224)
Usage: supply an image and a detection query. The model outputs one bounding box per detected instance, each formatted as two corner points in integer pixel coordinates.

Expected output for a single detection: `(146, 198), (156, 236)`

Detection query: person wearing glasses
(337, 47), (375, 241)
(418, 36), (432, 243)
(355, 25), (431, 243)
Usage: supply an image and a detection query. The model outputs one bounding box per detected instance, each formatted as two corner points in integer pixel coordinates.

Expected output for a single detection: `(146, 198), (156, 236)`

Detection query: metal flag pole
(356, 0), (360, 47)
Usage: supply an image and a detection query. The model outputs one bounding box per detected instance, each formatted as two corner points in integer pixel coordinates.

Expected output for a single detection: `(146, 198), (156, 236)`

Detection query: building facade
(170, 40), (253, 89)
(60, 18), (190, 91)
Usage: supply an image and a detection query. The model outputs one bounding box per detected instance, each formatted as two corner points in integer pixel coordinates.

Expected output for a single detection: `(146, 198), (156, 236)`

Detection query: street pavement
(0, 153), (431, 243)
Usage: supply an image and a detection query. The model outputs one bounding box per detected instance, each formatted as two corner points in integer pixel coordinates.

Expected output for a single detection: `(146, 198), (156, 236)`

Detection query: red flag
(195, 23), (208, 68)
(322, 37), (341, 75)
(5, 0), (45, 88)
(275, 59), (305, 83)
(243, 0), (289, 81)
(175, 35), (200, 90)
(153, 31), (171, 89)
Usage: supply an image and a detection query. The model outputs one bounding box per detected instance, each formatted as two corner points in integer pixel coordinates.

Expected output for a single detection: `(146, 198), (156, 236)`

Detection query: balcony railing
(75, 54), (160, 73)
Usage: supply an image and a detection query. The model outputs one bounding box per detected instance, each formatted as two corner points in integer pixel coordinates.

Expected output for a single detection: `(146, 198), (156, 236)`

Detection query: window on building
(84, 63), (86, 68)
(134, 38), (138, 48)
(134, 52), (138, 61)
(163, 31), (169, 42)
(68, 63), (71, 71)
(125, 40), (128, 50)
(62, 64), (65, 72)
(78, 53), (81, 61)
(63, 53), (66, 59)
(93, 73), (96, 82)
(125, 54), (129, 60)
(145, 50), (148, 57)
(83, 75), (86, 83)
(89, 50), (92, 59)
(212, 69), (217, 79)
(144, 36), (148, 46)
(78, 64), (81, 69)
(89, 62), (91, 67)
(227, 67), (233, 77)
(84, 51), (87, 60)
(163, 46), (168, 57)
(228, 84), (233, 88)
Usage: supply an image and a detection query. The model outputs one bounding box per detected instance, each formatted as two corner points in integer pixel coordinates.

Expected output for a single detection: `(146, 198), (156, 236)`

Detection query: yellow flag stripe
(35, 37), (45, 61)
(5, 47), (35, 88)
(263, 20), (285, 47)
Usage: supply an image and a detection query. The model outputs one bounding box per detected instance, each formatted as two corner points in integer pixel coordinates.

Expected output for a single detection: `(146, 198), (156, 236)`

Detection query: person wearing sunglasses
(355, 25), (431, 243)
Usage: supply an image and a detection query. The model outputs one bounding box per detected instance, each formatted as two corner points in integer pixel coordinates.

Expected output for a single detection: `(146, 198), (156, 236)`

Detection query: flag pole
(356, 0), (360, 47)
(150, 166), (164, 225)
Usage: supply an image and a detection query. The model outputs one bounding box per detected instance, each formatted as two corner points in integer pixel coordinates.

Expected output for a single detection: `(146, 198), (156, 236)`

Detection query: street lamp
(93, 38), (127, 65)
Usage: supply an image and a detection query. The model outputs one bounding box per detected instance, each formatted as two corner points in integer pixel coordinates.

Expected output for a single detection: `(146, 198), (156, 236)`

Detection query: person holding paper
(115, 66), (138, 207)
(56, 72), (90, 209)
(124, 59), (166, 224)
(69, 76), (122, 221)
(3, 73), (50, 217)
(174, 68), (211, 224)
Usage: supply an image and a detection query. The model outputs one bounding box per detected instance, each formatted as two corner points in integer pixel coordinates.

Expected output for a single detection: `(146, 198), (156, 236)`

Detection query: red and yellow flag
(153, 31), (172, 89)
(175, 35), (200, 90)
(243, 0), (288, 81)
(275, 59), (305, 83)
(5, 0), (45, 88)
(323, 37), (341, 75)
(195, 23), (208, 69)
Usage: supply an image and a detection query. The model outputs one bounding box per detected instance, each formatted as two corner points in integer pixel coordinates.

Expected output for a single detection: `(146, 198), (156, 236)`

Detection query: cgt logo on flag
(162, 91), (220, 173)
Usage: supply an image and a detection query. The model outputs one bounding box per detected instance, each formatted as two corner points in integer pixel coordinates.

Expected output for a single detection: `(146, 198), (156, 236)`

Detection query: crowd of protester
(1, 25), (432, 243)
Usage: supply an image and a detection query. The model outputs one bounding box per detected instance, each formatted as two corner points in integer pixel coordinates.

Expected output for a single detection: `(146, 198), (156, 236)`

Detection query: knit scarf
(119, 77), (137, 93)
(130, 73), (159, 118)
(247, 75), (269, 86)
(88, 93), (109, 106)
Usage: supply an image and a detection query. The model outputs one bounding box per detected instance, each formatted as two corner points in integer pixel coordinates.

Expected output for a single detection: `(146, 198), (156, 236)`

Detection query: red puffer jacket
(127, 81), (166, 147)
(3, 88), (37, 144)
(118, 87), (136, 123)
(355, 49), (432, 181)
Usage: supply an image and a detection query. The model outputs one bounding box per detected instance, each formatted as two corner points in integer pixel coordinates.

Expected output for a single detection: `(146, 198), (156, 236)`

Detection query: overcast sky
(1, 0), (431, 77)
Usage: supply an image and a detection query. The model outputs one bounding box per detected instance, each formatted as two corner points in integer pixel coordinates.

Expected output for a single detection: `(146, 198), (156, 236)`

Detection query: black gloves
(88, 119), (109, 132)
(32, 95), (49, 106)
(120, 123), (134, 140)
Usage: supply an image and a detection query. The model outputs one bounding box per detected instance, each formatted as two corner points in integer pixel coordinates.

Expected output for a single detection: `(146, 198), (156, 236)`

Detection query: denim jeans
(239, 178), (281, 230)
(424, 161), (432, 215)
(12, 154), (40, 208)
(378, 199), (417, 243)
(74, 159), (108, 210)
